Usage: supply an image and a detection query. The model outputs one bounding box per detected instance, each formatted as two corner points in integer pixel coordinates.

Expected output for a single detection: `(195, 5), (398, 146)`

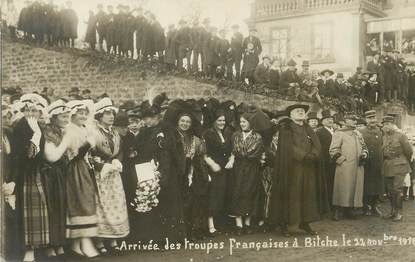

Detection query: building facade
(248, 0), (415, 73)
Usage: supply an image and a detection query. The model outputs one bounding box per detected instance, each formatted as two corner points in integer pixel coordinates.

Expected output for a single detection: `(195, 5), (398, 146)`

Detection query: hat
(69, 87), (80, 94)
(336, 73), (344, 78)
(142, 105), (161, 118)
(94, 97), (118, 115)
(82, 89), (91, 94)
(66, 100), (89, 115)
(321, 110), (333, 120)
(382, 115), (394, 124)
(287, 59), (297, 66)
(302, 60), (310, 67)
(262, 55), (270, 60)
(152, 92), (169, 111)
(307, 111), (319, 121)
(127, 108), (141, 119)
(20, 93), (48, 110)
(285, 104), (310, 115)
(48, 99), (70, 116)
(364, 110), (377, 118)
(321, 69), (334, 76)
(333, 114), (345, 126)
(114, 110), (129, 127)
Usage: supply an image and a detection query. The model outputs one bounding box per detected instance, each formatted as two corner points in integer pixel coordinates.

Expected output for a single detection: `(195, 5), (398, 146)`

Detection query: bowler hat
(114, 110), (129, 127)
(321, 110), (333, 120)
(307, 111), (319, 121)
(287, 59), (297, 66)
(285, 104), (310, 115)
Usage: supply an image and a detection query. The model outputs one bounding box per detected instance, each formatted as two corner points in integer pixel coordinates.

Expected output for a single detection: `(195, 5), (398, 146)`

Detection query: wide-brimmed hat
(285, 104), (310, 115)
(321, 110), (333, 120)
(321, 69), (334, 76)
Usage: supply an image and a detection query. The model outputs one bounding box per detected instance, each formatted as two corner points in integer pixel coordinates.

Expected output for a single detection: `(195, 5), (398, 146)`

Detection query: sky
(12, 0), (253, 38)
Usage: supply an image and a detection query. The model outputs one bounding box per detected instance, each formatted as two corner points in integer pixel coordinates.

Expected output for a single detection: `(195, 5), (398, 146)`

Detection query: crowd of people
(2, 85), (415, 261)
(2, 1), (415, 114)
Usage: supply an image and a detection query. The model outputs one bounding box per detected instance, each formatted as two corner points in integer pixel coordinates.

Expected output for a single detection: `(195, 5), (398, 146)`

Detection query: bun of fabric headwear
(19, 93), (48, 111)
(48, 99), (70, 116)
(66, 100), (89, 116)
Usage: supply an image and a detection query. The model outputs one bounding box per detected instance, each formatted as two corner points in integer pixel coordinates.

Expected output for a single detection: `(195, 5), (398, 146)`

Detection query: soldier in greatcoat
(165, 24), (178, 70)
(216, 29), (232, 80)
(359, 110), (384, 216)
(382, 116), (413, 222)
(105, 5), (115, 54)
(62, 1), (78, 48)
(200, 18), (211, 77)
(330, 114), (368, 221)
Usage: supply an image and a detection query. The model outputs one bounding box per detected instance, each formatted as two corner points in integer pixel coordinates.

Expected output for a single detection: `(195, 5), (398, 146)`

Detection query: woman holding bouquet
(129, 104), (186, 245)
(203, 110), (233, 236)
(176, 112), (210, 240)
(228, 112), (264, 235)
(90, 98), (129, 250)
(65, 99), (100, 258)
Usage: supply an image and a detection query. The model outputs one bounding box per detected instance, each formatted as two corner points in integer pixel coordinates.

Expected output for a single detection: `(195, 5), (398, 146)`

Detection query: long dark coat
(165, 29), (178, 65)
(153, 21), (166, 53)
(231, 32), (244, 61)
(128, 122), (186, 243)
(61, 8), (78, 38)
(242, 36), (262, 73)
(228, 131), (264, 217)
(360, 126), (384, 196)
(316, 127), (335, 205)
(85, 14), (97, 46)
(269, 120), (329, 225)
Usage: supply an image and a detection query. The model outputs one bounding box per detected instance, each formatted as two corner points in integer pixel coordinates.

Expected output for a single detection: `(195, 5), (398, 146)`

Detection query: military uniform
(382, 116), (413, 221)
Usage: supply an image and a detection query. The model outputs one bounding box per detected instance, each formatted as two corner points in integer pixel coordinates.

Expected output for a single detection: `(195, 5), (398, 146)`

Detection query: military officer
(382, 116), (413, 222)
(360, 110), (384, 216)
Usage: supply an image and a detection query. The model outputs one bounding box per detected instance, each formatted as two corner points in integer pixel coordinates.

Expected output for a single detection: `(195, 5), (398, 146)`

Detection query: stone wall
(1, 40), (320, 112)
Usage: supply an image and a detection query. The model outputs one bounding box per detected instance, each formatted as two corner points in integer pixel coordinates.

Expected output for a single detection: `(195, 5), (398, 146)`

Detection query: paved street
(85, 201), (415, 262)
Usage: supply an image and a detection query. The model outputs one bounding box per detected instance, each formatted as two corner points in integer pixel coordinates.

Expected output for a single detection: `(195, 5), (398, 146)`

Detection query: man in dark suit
(105, 5), (115, 54)
(254, 56), (271, 84)
(190, 19), (203, 73)
(217, 29), (232, 80)
(279, 59), (300, 96)
(175, 19), (192, 72)
(95, 4), (107, 51)
(242, 28), (262, 84)
(231, 24), (243, 81)
(316, 110), (335, 210)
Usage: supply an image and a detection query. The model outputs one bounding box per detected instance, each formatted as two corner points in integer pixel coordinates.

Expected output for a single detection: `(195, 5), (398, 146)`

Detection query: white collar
(242, 130), (253, 140)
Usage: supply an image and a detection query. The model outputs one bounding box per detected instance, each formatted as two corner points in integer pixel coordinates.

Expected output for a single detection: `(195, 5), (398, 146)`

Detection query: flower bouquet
(131, 160), (161, 213)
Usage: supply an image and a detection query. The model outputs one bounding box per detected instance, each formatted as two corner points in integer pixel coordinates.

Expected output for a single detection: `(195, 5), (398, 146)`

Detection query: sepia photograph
(1, 0), (415, 261)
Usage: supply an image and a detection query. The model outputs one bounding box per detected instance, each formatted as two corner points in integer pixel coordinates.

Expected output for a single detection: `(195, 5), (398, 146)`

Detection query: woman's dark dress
(203, 128), (232, 216)
(228, 131), (264, 217)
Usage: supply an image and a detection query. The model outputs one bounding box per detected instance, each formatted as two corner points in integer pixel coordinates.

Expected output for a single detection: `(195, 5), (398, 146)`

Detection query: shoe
(372, 206), (383, 217)
(332, 209), (341, 221)
(299, 223), (318, 235)
(364, 205), (372, 216)
(234, 227), (243, 236)
(243, 226), (254, 235)
(392, 212), (403, 222)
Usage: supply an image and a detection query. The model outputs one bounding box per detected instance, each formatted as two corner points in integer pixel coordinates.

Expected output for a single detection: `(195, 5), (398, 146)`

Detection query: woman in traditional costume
(40, 99), (71, 258)
(90, 98), (129, 250)
(11, 94), (49, 262)
(177, 113), (210, 240)
(228, 112), (264, 235)
(65, 99), (100, 258)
